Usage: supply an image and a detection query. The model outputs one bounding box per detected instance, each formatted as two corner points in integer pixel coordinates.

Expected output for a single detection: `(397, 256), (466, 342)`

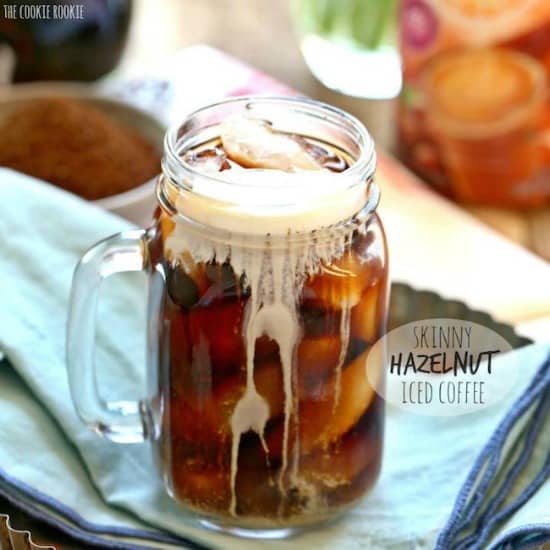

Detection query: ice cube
(302, 253), (369, 310)
(223, 158), (246, 171)
(168, 261), (210, 307)
(187, 298), (246, 375)
(204, 261), (242, 299)
(300, 139), (349, 172)
(171, 357), (285, 446)
(298, 348), (377, 453)
(301, 306), (342, 338)
(297, 335), (342, 398)
(253, 360), (285, 419)
(350, 285), (382, 344)
(167, 267), (200, 308)
(183, 146), (230, 172)
(220, 118), (323, 171)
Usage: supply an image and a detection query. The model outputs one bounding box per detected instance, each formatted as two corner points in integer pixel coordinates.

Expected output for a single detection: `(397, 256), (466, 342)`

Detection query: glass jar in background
(292, 0), (402, 99)
(398, 0), (550, 208)
(67, 97), (389, 537)
(0, 0), (132, 82)
(422, 48), (548, 206)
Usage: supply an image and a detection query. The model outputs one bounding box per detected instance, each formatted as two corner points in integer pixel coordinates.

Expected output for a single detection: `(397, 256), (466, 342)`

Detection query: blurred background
(117, 0), (399, 148)
(128, 0), (550, 257)
(1, 0), (549, 261)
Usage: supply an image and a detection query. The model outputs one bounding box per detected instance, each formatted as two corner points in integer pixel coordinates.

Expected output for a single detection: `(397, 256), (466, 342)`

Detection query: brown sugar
(0, 97), (161, 200)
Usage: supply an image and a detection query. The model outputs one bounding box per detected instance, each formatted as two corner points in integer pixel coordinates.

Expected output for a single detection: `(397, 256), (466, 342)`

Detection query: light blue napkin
(0, 168), (549, 549)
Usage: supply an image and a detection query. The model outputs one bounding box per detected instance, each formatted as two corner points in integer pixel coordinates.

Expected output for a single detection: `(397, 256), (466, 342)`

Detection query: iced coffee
(153, 100), (388, 528)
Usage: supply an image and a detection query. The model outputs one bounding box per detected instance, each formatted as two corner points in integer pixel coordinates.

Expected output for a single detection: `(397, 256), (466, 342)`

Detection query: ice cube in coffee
(155, 111), (388, 527)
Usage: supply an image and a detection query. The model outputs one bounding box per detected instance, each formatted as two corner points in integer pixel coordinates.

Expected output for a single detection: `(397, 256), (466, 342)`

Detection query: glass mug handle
(66, 229), (150, 444)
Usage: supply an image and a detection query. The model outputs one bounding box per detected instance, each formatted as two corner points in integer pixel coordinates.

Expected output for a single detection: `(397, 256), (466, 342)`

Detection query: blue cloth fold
(0, 168), (549, 549)
(436, 355), (550, 549)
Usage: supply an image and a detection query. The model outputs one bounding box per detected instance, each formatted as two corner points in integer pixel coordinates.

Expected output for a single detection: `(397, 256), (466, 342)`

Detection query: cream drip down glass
(67, 97), (389, 537)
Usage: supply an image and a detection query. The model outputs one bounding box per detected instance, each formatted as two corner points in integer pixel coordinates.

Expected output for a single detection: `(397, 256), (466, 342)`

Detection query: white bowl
(0, 82), (166, 226)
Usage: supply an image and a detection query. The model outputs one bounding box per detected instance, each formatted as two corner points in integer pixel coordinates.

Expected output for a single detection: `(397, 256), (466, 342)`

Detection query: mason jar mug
(67, 97), (389, 537)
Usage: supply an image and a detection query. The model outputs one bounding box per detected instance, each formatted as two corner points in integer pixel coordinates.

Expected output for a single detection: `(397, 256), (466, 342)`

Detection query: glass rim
(161, 95), (377, 193)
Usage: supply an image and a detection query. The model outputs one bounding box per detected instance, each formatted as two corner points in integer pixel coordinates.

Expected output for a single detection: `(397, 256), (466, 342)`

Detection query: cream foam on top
(174, 168), (367, 235)
(170, 118), (367, 235)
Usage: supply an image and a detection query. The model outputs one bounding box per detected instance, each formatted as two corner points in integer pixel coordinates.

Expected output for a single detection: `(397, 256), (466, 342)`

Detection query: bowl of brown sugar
(0, 83), (165, 225)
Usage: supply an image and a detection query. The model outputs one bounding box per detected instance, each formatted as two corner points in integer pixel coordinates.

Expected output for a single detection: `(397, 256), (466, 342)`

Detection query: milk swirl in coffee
(156, 116), (388, 525)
